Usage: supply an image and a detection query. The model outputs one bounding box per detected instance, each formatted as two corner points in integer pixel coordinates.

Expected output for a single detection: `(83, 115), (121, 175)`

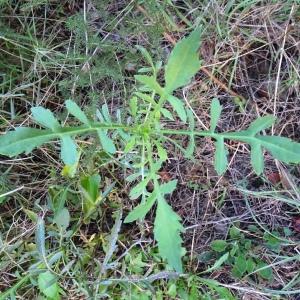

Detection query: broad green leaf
(214, 138), (228, 175)
(210, 98), (222, 132)
(31, 106), (60, 131)
(247, 115), (276, 135)
(65, 99), (90, 125)
(154, 198), (184, 273)
(211, 240), (228, 252)
(135, 75), (164, 96)
(232, 255), (247, 278)
(97, 130), (116, 154)
(257, 261), (273, 280)
(257, 135), (300, 163)
(165, 27), (202, 93)
(167, 95), (187, 123)
(0, 127), (52, 156)
(38, 271), (60, 300)
(251, 142), (264, 175)
(124, 192), (156, 223)
(60, 135), (77, 165)
(54, 207), (70, 230)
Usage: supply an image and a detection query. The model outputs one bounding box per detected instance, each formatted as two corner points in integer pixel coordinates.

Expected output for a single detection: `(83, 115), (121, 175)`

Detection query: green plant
(1, 27), (300, 274)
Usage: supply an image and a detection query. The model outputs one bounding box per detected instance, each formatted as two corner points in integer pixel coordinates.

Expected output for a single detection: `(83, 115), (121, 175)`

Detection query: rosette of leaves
(1, 28), (300, 273)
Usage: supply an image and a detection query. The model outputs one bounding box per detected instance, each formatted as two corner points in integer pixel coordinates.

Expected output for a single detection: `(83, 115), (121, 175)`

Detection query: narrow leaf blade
(124, 192), (157, 223)
(97, 130), (116, 154)
(257, 135), (300, 163)
(214, 138), (228, 175)
(134, 75), (164, 96)
(167, 95), (187, 123)
(210, 98), (222, 132)
(251, 143), (264, 175)
(247, 116), (276, 135)
(65, 99), (90, 125)
(31, 107), (60, 131)
(60, 135), (78, 165)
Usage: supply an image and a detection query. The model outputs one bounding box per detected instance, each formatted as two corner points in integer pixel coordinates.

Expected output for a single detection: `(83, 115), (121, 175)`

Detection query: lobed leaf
(164, 27), (202, 93)
(154, 197), (184, 273)
(66, 100), (90, 125)
(0, 127), (53, 156)
(31, 106), (60, 131)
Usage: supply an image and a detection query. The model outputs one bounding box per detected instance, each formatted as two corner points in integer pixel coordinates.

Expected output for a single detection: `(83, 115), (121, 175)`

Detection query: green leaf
(257, 135), (300, 163)
(80, 174), (101, 204)
(159, 179), (178, 195)
(154, 198), (184, 273)
(202, 252), (229, 274)
(54, 207), (70, 230)
(135, 75), (164, 96)
(156, 143), (168, 161)
(65, 99), (90, 125)
(210, 98), (222, 132)
(36, 216), (46, 260)
(38, 271), (60, 300)
(214, 138), (228, 175)
(60, 135), (77, 165)
(129, 96), (138, 117)
(167, 95), (187, 123)
(161, 108), (175, 121)
(251, 142), (264, 175)
(97, 130), (116, 154)
(165, 27), (202, 93)
(232, 255), (247, 278)
(257, 261), (273, 280)
(31, 107), (60, 131)
(247, 115), (276, 135)
(124, 192), (156, 223)
(0, 127), (53, 156)
(129, 177), (150, 200)
(211, 240), (228, 252)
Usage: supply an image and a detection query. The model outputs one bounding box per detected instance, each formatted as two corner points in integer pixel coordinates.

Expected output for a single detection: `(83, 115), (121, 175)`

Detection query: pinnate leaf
(31, 107), (60, 131)
(0, 127), (53, 156)
(66, 100), (90, 125)
(154, 197), (184, 273)
(165, 27), (202, 93)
